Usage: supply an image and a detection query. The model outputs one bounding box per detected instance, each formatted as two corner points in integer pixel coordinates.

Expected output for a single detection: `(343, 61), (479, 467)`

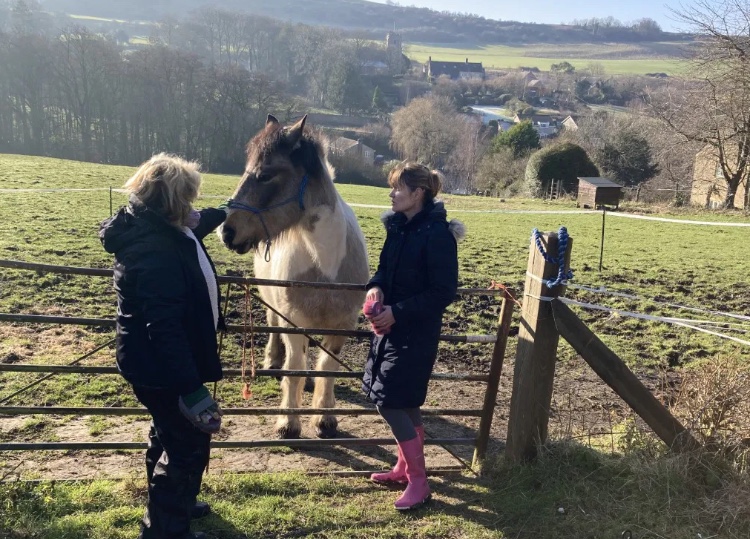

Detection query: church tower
(386, 31), (403, 74)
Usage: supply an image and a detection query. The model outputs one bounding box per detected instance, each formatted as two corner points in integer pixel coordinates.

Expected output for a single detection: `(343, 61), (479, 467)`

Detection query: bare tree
(649, 0), (750, 208)
(446, 115), (486, 192)
(390, 95), (479, 190)
(53, 27), (121, 161)
(475, 147), (529, 196)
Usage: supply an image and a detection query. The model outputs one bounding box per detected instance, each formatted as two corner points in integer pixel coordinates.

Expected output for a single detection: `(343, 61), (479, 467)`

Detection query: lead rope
(531, 226), (573, 288)
(208, 281), (232, 475)
(241, 284), (257, 400)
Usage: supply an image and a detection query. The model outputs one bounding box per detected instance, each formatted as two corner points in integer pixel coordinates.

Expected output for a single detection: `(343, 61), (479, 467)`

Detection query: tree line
(0, 6), (389, 171)
(32, 0), (671, 45)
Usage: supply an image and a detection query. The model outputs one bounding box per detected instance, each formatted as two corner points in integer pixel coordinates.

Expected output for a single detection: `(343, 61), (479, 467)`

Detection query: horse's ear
(266, 114), (279, 126)
(285, 115), (307, 148)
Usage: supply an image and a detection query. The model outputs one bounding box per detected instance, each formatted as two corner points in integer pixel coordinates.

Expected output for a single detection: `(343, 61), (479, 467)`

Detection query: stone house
(690, 145), (749, 209)
(329, 136), (376, 167)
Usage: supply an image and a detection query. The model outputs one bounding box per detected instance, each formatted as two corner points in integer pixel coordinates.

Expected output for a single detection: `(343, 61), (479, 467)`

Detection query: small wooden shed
(577, 177), (623, 209)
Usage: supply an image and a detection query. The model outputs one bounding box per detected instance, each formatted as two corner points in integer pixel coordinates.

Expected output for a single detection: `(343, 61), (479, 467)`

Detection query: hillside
(39, 0), (689, 44)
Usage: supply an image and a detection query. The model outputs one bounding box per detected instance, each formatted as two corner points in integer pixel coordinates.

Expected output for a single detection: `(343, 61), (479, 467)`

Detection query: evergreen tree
(595, 131), (659, 186)
(490, 121), (540, 158)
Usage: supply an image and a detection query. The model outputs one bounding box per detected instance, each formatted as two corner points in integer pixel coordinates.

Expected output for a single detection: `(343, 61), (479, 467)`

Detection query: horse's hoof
(314, 416), (338, 439)
(276, 423), (301, 440)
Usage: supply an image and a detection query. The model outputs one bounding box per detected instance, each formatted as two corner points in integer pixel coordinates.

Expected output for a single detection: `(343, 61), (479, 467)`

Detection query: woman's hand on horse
(371, 305), (395, 332)
(366, 287), (383, 303)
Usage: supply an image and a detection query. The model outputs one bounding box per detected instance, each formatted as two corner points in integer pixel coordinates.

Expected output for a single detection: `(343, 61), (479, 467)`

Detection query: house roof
(332, 137), (359, 151)
(515, 113), (560, 125)
(428, 60), (484, 79)
(578, 177), (622, 188)
(527, 79), (544, 87)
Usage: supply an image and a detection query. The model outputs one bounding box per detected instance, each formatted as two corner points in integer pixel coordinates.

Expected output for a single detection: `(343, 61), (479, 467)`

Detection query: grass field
(2, 154), (750, 538)
(405, 42), (690, 76)
(1, 153), (747, 367)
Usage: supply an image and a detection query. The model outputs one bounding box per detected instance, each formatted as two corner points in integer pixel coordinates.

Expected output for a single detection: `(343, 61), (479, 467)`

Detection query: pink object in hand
(363, 299), (389, 335)
(363, 299), (384, 319)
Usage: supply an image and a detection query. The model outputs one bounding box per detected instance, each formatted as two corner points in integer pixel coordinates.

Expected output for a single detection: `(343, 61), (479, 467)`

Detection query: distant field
(68, 14), (128, 23)
(405, 42), (689, 76)
(67, 14), (156, 26)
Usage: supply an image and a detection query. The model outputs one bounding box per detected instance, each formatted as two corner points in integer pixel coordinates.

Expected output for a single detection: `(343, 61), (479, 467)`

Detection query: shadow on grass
(194, 511), (253, 539)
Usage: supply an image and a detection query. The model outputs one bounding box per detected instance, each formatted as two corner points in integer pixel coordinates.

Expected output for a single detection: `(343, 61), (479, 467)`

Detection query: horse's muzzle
(221, 225), (236, 247)
(221, 225), (255, 254)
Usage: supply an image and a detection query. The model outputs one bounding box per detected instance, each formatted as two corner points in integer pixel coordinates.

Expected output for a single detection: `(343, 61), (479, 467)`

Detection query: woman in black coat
(362, 162), (463, 511)
(99, 153), (227, 539)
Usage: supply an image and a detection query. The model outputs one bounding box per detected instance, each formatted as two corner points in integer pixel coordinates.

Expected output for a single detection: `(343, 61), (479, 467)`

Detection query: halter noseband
(224, 174), (309, 262)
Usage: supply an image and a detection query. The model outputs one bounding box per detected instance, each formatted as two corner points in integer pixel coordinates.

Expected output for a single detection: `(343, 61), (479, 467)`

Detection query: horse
(220, 114), (369, 439)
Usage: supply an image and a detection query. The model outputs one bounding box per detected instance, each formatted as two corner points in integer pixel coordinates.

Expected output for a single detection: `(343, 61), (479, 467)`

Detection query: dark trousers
(134, 386), (211, 539)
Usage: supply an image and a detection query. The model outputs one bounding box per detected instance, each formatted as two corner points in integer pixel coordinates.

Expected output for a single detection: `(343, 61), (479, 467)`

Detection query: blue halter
(224, 174), (309, 262)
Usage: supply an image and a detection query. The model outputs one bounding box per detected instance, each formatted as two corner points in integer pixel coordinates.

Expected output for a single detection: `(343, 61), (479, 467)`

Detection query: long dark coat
(99, 197), (227, 395)
(362, 200), (463, 409)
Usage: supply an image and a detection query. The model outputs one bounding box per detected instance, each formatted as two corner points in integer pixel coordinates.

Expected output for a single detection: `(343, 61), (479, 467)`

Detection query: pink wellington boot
(394, 435), (431, 511)
(371, 426), (425, 485)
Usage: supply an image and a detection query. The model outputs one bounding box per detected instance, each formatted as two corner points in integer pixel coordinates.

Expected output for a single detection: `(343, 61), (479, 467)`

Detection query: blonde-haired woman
(99, 153), (227, 539)
(362, 162), (464, 510)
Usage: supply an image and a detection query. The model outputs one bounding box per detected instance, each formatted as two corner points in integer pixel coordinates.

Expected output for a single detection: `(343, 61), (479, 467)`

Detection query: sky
(370, 0), (685, 32)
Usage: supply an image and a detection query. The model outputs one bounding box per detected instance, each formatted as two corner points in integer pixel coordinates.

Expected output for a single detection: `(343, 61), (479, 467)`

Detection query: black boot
(147, 425), (210, 521)
(139, 453), (193, 539)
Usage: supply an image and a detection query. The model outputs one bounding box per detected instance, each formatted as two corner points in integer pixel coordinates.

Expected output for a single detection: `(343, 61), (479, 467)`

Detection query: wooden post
(599, 208), (606, 272)
(550, 299), (700, 452)
(472, 294), (514, 471)
(506, 232), (572, 462)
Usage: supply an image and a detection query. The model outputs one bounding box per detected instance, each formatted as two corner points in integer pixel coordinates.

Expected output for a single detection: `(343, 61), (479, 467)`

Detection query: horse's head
(221, 114), (329, 255)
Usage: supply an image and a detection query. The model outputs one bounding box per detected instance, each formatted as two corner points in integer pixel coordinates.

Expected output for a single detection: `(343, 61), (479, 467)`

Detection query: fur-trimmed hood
(379, 200), (466, 243)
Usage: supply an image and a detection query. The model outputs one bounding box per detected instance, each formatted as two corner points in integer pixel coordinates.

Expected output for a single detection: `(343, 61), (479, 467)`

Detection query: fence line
(0, 406), (483, 417)
(4, 187), (750, 225)
(556, 297), (750, 348)
(0, 438), (475, 452)
(0, 258), (515, 473)
(568, 282), (750, 323)
(0, 313), (496, 344)
(0, 365), (490, 382)
(605, 211), (750, 227)
(0, 259), (505, 297)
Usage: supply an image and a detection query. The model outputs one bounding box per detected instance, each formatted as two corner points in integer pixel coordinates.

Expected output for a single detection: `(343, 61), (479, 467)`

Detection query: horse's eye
(256, 173), (273, 183)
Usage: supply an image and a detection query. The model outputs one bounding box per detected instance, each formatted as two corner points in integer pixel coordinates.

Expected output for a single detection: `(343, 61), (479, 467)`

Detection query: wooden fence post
(506, 231), (572, 462)
(472, 294), (514, 471)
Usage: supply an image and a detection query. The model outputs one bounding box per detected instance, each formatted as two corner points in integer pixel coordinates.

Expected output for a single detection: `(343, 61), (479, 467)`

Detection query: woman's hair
(387, 162), (443, 202)
(124, 153), (201, 225)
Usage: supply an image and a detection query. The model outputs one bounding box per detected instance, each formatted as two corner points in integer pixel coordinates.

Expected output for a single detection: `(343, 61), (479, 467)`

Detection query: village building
(690, 145), (750, 209)
(423, 57), (485, 81)
(561, 115), (580, 131)
(329, 136), (377, 167)
(513, 112), (561, 138)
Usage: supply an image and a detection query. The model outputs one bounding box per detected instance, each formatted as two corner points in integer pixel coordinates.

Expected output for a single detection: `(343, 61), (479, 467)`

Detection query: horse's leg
(264, 309), (285, 372)
(276, 333), (307, 439)
(311, 335), (345, 439)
